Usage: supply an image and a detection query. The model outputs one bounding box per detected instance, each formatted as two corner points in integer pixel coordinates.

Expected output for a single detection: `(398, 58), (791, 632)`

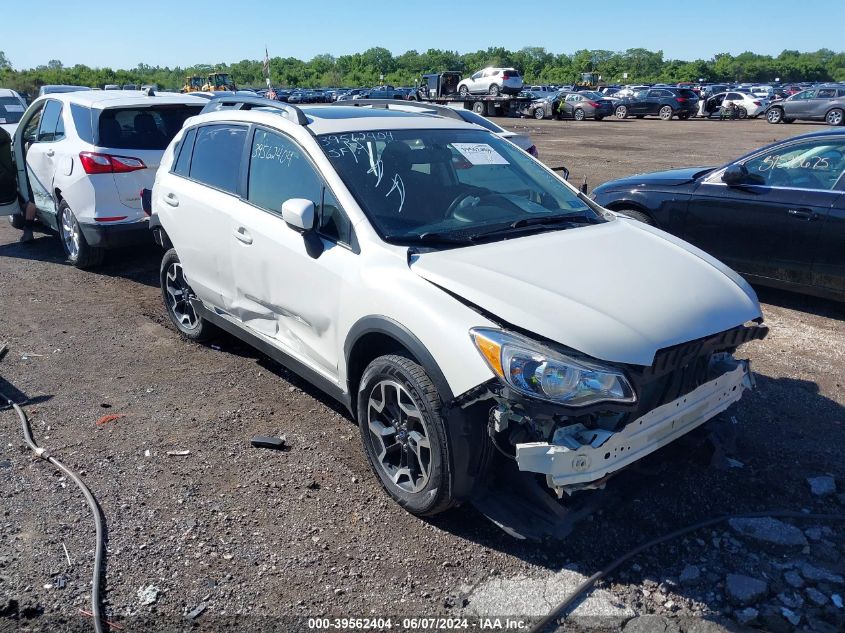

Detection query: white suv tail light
(79, 152), (147, 175)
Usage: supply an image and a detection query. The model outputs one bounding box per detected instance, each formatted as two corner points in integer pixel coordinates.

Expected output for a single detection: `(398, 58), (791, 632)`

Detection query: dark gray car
(765, 86), (845, 126)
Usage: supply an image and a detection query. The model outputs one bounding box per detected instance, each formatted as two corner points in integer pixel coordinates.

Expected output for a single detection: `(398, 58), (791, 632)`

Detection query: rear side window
(818, 89), (837, 98)
(70, 104), (94, 143)
(38, 100), (64, 142)
(97, 105), (202, 149)
(172, 127), (197, 177)
(189, 124), (247, 194)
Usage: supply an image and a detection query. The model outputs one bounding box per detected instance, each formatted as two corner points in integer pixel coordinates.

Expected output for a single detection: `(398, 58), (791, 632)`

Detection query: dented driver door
(226, 127), (353, 379)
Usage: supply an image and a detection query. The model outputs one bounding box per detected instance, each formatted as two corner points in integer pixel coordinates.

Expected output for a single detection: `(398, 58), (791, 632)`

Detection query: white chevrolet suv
(150, 96), (768, 517)
(8, 90), (204, 266)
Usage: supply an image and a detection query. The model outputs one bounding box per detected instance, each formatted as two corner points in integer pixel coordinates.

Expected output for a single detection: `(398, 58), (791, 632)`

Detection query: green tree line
(1, 47), (843, 95)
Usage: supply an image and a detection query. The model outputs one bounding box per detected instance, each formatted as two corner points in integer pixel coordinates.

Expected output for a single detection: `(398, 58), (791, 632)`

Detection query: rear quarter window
(97, 105), (202, 150)
(172, 127), (197, 177)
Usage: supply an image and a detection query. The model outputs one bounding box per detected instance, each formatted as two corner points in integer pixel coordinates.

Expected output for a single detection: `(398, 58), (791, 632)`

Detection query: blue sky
(3, 1), (842, 69)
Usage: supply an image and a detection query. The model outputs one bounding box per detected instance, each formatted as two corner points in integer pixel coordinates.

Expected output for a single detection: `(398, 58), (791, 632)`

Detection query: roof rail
(200, 95), (309, 125)
(324, 98), (464, 121)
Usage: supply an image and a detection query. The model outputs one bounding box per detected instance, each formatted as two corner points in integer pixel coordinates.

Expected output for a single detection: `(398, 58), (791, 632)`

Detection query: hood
(410, 219), (761, 367)
(596, 167), (713, 191)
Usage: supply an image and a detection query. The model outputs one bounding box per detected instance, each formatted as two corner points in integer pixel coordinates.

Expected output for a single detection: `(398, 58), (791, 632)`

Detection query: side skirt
(191, 299), (353, 415)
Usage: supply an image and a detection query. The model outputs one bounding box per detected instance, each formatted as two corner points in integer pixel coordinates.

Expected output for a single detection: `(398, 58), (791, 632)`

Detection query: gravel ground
(1, 117), (844, 633)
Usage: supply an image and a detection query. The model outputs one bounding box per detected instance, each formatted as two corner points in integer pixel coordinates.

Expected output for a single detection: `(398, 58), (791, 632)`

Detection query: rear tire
(8, 213), (25, 230)
(160, 248), (215, 342)
(472, 101), (485, 115)
(488, 84), (500, 97)
(58, 201), (104, 268)
(615, 105), (628, 119)
(659, 105), (674, 120)
(574, 108), (585, 121)
(459, 85), (469, 98)
(616, 208), (656, 225)
(736, 106), (747, 119)
(357, 354), (458, 516)
(826, 108), (844, 126)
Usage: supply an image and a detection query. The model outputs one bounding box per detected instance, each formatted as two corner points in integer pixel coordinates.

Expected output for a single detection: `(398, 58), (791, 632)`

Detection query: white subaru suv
(8, 90), (204, 266)
(150, 97), (768, 516)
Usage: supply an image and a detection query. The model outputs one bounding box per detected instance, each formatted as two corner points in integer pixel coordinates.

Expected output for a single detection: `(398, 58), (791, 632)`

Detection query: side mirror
(722, 163), (748, 186)
(552, 166), (570, 181)
(281, 198), (315, 232)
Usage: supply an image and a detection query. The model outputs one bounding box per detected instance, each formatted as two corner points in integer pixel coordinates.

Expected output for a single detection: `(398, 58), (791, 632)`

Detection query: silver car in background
(457, 67), (523, 97)
(765, 85), (845, 126)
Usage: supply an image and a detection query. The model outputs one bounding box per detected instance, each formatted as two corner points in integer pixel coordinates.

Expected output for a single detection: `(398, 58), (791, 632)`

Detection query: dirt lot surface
(1, 118), (844, 633)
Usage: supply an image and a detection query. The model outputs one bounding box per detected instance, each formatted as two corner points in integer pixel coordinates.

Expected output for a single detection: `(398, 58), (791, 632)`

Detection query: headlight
(470, 328), (635, 406)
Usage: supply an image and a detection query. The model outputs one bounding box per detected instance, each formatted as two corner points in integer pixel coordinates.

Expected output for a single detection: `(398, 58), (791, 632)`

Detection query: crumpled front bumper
(514, 359), (754, 492)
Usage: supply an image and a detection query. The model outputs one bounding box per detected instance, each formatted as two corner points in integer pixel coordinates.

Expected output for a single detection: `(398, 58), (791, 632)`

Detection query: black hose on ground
(530, 509), (845, 633)
(1, 344), (106, 633)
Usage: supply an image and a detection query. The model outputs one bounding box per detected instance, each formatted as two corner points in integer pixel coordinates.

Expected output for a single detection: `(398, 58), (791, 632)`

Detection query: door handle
(46, 149), (55, 157)
(164, 193), (179, 207)
(234, 227), (253, 244)
(787, 208), (816, 220)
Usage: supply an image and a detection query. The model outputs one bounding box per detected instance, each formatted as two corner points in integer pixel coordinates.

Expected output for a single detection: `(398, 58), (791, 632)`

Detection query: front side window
(742, 139), (845, 191)
(20, 103), (44, 143)
(189, 124), (247, 194)
(793, 90), (816, 100)
(319, 128), (602, 244)
(247, 128), (351, 243)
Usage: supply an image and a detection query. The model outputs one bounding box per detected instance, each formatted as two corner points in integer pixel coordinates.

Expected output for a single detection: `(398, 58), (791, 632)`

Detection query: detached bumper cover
(515, 360), (754, 488)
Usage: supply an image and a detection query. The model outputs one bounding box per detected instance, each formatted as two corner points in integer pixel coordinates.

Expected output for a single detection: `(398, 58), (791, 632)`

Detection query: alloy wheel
(767, 108), (783, 123)
(366, 380), (431, 494)
(164, 262), (199, 329)
(60, 206), (80, 259)
(827, 109), (843, 126)
(615, 105), (627, 119)
(659, 105), (673, 120)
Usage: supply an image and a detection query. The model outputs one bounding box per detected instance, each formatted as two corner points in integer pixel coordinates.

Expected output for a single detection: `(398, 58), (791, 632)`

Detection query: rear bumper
(515, 359), (754, 492)
(78, 218), (152, 249)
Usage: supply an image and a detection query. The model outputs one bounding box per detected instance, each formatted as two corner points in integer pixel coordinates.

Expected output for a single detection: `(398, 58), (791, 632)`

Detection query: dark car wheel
(357, 354), (461, 516)
(488, 84), (500, 96)
(8, 213), (25, 230)
(574, 108), (585, 121)
(160, 248), (215, 342)
(678, 112), (690, 120)
(58, 201), (104, 268)
(826, 108), (844, 126)
(615, 105), (628, 119)
(459, 85), (469, 98)
(616, 208), (655, 225)
(659, 105), (674, 120)
(472, 101), (485, 114)
(736, 106), (748, 119)
(767, 107), (784, 124)
(533, 107), (545, 120)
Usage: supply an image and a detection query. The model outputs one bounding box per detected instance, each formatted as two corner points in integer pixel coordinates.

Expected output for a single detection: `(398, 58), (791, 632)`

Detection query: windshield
(319, 128), (603, 244)
(0, 97), (26, 124)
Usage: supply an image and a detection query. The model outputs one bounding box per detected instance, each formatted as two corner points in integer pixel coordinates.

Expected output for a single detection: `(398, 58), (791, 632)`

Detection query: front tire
(533, 107), (545, 120)
(357, 354), (456, 516)
(160, 248), (215, 341)
(58, 201), (104, 268)
(616, 208), (656, 225)
(826, 108), (844, 126)
(767, 107), (783, 124)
